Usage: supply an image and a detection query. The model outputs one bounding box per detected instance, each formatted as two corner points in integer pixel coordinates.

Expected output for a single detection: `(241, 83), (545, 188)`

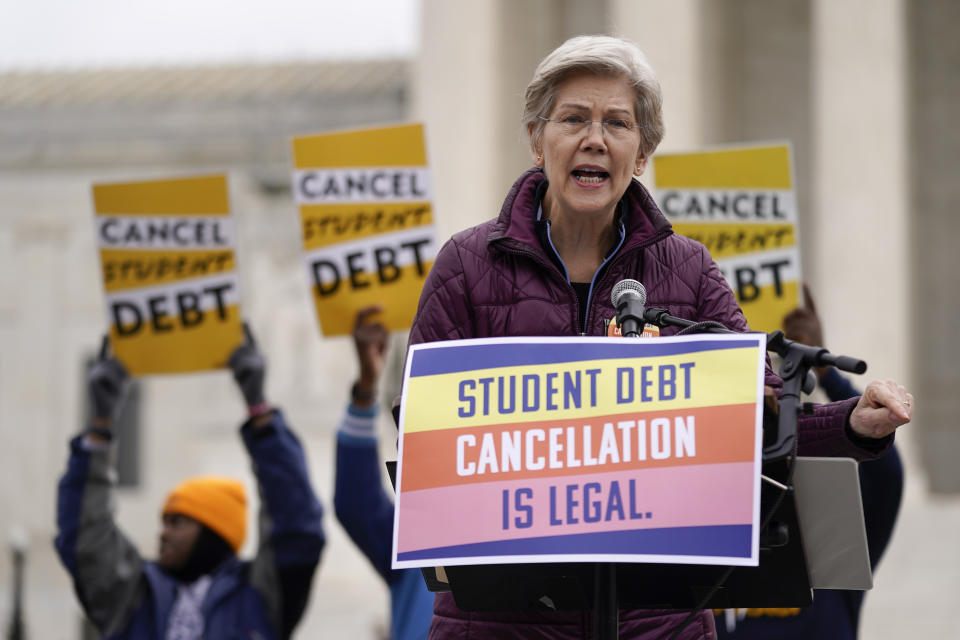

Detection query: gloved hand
(228, 323), (266, 410)
(89, 335), (129, 421)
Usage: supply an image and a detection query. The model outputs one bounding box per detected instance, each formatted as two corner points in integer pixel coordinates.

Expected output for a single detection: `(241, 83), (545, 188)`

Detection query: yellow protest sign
(291, 123), (437, 336)
(652, 143), (801, 332)
(92, 175), (244, 375)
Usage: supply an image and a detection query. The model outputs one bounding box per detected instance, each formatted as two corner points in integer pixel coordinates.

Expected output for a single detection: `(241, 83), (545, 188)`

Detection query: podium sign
(652, 143), (801, 332)
(393, 335), (766, 569)
(291, 123), (438, 336)
(92, 174), (243, 375)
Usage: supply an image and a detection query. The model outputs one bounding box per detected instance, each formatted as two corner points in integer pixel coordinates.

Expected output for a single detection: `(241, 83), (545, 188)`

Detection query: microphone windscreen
(611, 279), (647, 307)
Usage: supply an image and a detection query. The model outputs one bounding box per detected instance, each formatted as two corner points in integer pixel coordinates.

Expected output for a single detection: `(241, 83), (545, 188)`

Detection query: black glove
(89, 335), (129, 421)
(228, 323), (266, 409)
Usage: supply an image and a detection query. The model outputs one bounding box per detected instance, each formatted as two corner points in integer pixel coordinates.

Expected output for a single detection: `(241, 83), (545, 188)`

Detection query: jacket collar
(487, 167), (673, 253)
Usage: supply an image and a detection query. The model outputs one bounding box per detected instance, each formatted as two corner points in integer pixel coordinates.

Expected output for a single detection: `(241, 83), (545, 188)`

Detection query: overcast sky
(0, 0), (419, 70)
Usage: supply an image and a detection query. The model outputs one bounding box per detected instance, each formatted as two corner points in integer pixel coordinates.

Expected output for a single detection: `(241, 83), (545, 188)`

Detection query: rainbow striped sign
(393, 335), (766, 569)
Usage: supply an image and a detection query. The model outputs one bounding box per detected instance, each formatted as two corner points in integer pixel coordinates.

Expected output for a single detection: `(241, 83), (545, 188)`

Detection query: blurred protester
(716, 285), (904, 639)
(335, 305), (434, 639)
(54, 327), (324, 639)
(407, 34), (914, 639)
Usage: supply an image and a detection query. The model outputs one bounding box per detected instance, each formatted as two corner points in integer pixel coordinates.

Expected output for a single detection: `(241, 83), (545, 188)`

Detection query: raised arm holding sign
(54, 327), (324, 639)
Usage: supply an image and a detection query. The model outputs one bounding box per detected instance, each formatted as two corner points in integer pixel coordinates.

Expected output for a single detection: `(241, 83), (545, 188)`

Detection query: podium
(413, 458), (811, 611)
(392, 329), (872, 639)
(394, 454), (871, 639)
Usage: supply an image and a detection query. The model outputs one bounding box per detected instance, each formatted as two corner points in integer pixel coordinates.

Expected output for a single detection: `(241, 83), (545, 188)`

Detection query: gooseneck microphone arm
(642, 306), (866, 373)
(642, 307), (737, 335)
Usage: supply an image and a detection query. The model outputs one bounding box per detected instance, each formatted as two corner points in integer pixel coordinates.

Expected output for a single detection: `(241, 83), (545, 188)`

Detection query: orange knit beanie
(162, 476), (247, 553)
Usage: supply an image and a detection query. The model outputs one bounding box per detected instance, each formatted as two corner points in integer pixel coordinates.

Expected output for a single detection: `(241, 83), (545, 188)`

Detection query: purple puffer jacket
(408, 168), (891, 640)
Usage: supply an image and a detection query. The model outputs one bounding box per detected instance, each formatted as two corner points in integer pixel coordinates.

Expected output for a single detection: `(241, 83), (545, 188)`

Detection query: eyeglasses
(537, 114), (640, 140)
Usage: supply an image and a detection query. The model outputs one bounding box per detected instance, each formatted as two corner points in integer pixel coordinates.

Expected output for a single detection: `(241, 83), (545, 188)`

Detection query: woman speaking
(409, 35), (912, 640)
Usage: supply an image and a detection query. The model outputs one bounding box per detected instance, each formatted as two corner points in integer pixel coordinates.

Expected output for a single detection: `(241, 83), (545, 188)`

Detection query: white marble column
(412, 1), (504, 238)
(610, 0), (709, 155)
(811, 0), (909, 386)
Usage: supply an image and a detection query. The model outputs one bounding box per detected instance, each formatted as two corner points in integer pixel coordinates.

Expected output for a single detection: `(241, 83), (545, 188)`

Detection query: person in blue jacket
(334, 306), (434, 639)
(55, 327), (325, 639)
(715, 286), (904, 639)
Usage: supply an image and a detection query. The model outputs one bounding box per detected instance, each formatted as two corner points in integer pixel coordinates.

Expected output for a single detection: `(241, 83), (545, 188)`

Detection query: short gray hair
(522, 35), (665, 159)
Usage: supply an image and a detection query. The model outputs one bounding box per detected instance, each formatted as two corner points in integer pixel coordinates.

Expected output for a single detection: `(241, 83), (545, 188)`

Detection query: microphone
(611, 279), (647, 338)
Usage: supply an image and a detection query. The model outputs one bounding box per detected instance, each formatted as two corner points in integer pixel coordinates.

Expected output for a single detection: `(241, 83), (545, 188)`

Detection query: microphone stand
(594, 307), (741, 639)
(594, 307), (734, 639)
(763, 329), (866, 460)
(592, 562), (617, 640)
